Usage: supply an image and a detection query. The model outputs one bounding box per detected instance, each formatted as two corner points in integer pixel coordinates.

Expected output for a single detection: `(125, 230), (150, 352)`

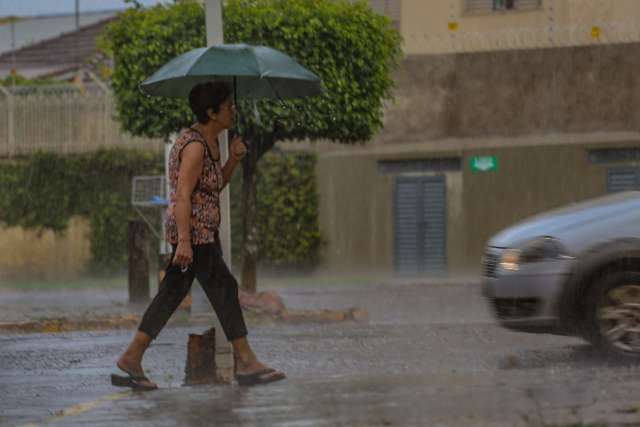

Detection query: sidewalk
(0, 289), (137, 323)
(0, 289), (153, 333)
(0, 286), (369, 333)
(0, 276), (482, 333)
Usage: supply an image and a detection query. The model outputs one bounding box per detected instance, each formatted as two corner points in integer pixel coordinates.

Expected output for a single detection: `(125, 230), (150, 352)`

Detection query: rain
(2, 1), (640, 426)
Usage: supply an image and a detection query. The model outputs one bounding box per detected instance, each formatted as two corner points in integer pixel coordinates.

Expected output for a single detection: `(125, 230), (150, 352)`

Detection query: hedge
(0, 148), (320, 274)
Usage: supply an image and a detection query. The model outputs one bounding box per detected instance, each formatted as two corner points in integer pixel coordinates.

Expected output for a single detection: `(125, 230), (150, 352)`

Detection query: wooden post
(184, 327), (233, 385)
(128, 220), (150, 304)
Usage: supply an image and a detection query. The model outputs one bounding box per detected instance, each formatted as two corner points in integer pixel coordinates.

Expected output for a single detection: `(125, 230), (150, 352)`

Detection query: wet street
(3, 281), (640, 426)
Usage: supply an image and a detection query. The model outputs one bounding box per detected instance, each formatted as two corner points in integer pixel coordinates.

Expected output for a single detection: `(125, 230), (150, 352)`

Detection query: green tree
(102, 0), (402, 292)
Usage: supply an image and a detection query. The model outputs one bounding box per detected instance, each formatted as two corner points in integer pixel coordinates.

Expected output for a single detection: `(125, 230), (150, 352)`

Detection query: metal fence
(0, 82), (164, 158)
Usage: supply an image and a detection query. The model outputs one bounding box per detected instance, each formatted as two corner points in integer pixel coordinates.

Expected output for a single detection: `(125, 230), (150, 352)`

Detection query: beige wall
(317, 155), (394, 274)
(317, 147), (467, 276)
(377, 44), (640, 144)
(0, 217), (91, 282)
(316, 135), (632, 277)
(314, 39), (640, 277)
(400, 0), (640, 54)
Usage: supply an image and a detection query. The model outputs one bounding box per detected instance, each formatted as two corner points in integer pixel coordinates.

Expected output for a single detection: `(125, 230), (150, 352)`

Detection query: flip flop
(235, 368), (286, 386)
(113, 362), (158, 391)
(111, 373), (158, 391)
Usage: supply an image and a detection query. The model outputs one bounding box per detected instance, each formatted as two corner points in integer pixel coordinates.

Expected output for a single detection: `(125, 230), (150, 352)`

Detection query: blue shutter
(394, 177), (421, 275)
(608, 168), (639, 193)
(394, 176), (447, 276)
(422, 177), (447, 274)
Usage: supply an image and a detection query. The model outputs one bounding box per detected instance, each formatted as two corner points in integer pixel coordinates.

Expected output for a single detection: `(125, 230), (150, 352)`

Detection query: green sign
(470, 156), (498, 173)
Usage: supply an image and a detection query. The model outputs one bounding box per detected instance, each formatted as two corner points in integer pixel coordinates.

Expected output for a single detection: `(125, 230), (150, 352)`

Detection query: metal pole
(205, 0), (224, 46)
(204, 0), (234, 368)
(205, 0), (231, 269)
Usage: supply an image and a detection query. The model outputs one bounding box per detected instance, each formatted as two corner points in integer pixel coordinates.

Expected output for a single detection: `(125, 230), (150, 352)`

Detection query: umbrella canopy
(140, 43), (323, 99)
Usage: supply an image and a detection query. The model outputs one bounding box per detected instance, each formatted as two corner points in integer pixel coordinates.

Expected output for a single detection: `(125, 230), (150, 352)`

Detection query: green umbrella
(140, 43), (323, 100)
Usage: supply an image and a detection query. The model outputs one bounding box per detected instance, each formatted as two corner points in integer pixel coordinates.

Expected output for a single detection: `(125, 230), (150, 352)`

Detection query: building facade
(314, 0), (640, 279)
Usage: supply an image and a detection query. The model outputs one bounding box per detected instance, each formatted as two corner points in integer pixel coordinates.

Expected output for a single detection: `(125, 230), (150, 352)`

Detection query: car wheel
(585, 271), (640, 355)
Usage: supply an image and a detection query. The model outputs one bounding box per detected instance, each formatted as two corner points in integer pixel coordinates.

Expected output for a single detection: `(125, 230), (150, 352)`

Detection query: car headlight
(499, 249), (521, 272)
(499, 237), (573, 272)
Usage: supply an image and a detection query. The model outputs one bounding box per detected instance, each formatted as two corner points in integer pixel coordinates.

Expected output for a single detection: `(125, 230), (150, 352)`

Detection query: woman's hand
(172, 240), (193, 272)
(230, 136), (247, 161)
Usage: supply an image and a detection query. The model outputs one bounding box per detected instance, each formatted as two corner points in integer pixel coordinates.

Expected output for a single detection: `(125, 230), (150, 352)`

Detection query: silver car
(483, 191), (640, 354)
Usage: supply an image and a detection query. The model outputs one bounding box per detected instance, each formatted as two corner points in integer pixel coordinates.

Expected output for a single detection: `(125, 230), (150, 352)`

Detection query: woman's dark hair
(188, 81), (233, 124)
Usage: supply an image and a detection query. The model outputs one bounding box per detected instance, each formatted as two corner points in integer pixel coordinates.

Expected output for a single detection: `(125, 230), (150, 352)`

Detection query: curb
(0, 315), (140, 334)
(0, 307), (368, 334)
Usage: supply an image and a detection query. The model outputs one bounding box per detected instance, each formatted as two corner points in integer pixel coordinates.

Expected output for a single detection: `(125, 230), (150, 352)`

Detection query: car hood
(488, 191), (640, 249)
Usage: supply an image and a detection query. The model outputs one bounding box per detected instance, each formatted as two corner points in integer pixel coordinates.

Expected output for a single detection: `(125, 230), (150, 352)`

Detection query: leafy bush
(0, 149), (320, 273)
(0, 149), (163, 274)
(230, 151), (321, 270)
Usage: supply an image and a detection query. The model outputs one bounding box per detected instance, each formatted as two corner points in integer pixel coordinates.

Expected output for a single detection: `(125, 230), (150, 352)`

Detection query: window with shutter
(464, 0), (542, 14)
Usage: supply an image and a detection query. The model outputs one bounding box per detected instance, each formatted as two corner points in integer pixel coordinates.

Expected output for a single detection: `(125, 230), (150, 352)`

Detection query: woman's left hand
(230, 136), (247, 161)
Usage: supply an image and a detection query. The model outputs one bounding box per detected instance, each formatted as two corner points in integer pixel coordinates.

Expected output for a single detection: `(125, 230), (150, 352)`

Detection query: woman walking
(113, 81), (285, 389)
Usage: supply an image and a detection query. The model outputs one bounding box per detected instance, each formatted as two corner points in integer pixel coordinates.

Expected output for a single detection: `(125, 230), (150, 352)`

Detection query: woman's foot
(116, 354), (158, 390)
(231, 337), (285, 385)
(235, 358), (269, 375)
(235, 358), (285, 386)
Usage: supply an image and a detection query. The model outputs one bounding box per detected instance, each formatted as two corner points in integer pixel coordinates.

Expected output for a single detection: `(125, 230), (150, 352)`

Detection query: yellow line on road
(16, 391), (130, 427)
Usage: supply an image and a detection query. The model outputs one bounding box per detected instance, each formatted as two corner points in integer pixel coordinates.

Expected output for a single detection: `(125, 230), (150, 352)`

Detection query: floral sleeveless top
(165, 127), (224, 245)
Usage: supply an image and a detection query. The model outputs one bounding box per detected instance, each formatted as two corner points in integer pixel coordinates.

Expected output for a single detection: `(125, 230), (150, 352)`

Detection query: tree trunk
(241, 140), (259, 293)
(239, 129), (277, 294)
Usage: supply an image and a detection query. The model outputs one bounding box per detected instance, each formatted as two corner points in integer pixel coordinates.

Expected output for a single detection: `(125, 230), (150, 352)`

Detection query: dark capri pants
(138, 240), (248, 341)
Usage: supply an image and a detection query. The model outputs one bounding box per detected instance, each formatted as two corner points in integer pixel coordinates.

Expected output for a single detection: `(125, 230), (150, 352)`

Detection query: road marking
(16, 391), (130, 427)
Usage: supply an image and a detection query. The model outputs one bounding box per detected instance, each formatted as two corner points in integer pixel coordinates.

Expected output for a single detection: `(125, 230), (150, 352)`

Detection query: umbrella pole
(233, 76), (240, 135)
(233, 76), (248, 153)
(233, 76), (238, 109)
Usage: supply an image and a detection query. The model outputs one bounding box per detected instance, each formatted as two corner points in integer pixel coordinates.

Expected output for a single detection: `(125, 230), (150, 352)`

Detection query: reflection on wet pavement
(3, 283), (640, 426)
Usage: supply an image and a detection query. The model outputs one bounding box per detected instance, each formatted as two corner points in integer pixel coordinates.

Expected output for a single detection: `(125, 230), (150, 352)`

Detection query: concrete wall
(317, 155), (394, 274)
(315, 42), (640, 277)
(316, 135), (633, 276)
(462, 141), (608, 268)
(378, 43), (640, 144)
